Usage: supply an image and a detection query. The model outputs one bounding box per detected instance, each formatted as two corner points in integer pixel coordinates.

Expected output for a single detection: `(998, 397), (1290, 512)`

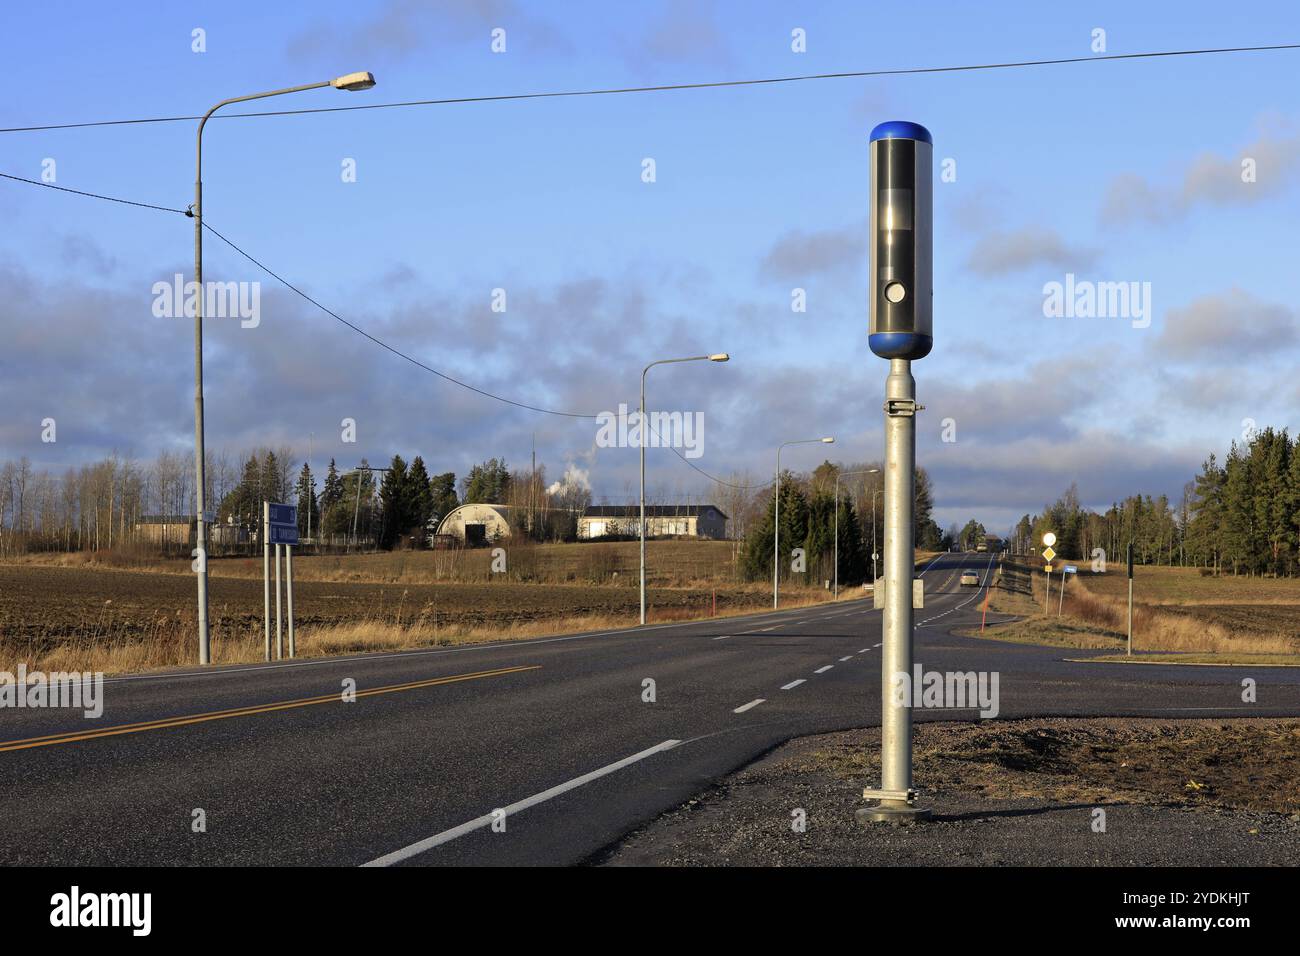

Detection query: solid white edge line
(781, 679), (806, 690)
(814, 665), (834, 674)
(733, 699), (765, 714)
(361, 738), (683, 867)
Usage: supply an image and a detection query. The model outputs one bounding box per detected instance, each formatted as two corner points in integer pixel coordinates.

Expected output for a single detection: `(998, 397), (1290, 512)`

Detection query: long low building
(579, 504), (727, 540)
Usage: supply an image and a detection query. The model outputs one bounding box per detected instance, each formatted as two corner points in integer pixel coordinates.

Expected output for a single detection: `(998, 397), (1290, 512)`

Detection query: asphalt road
(2, 551), (1297, 866)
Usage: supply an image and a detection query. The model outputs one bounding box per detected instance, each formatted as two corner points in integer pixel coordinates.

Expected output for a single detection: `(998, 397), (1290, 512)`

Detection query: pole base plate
(856, 802), (933, 826)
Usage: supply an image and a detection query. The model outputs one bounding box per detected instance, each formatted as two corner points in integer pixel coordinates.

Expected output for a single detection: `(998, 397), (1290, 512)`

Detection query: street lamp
(872, 488), (884, 583)
(190, 72), (376, 665)
(833, 467), (878, 598)
(774, 437), (834, 608)
(639, 353), (729, 625)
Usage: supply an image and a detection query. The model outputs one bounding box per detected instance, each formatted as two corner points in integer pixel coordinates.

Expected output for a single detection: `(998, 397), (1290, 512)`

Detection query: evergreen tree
(294, 462), (318, 538)
(378, 455), (409, 549)
(1252, 428), (1292, 574)
(406, 456), (434, 533)
(320, 459), (343, 535)
(429, 472), (458, 525)
(740, 474), (809, 583)
(1187, 454), (1225, 572)
(461, 458), (511, 504)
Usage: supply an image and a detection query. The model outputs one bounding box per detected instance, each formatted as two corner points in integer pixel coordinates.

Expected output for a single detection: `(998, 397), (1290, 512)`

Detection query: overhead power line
(0, 171), (187, 213)
(2, 43), (1297, 134)
(200, 219), (600, 421)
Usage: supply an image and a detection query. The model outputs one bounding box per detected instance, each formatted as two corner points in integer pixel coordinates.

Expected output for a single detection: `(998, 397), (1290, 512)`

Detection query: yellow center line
(0, 664), (540, 753)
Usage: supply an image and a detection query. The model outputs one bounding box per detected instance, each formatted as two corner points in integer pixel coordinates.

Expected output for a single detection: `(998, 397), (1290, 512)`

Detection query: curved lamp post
(639, 353), (729, 625)
(191, 72), (376, 665)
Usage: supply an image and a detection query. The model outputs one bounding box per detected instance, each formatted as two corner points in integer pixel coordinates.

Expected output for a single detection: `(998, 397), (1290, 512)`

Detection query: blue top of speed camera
(869, 121), (932, 144)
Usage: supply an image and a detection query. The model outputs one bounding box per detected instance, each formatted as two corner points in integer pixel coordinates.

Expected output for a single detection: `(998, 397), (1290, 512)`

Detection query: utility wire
(0, 167), (758, 490)
(2, 43), (1297, 134)
(200, 219), (600, 420)
(0, 171), (187, 213)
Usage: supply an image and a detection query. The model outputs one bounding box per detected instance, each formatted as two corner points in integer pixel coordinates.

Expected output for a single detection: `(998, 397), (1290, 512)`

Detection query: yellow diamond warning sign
(1042, 546), (1057, 562)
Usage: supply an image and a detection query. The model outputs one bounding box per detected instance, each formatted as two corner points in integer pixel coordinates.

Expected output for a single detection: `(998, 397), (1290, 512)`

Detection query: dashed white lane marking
(873, 642), (883, 647)
(781, 679), (806, 690)
(814, 665), (834, 674)
(760, 626), (778, 632)
(733, 699), (765, 714)
(839, 655), (854, 662)
(711, 635), (731, 640)
(859, 648), (870, 654)
(361, 738), (682, 866)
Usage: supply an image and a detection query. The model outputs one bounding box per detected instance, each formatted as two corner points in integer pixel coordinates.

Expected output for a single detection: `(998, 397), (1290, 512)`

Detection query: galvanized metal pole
(286, 544), (295, 658)
(263, 500), (271, 662)
(859, 358), (929, 823)
(1127, 541), (1134, 656)
(274, 543), (283, 660)
(773, 449), (781, 609)
(1058, 569), (1066, 615)
(193, 150), (210, 666)
(872, 490), (880, 583)
(190, 79), (353, 666)
(833, 472), (839, 599)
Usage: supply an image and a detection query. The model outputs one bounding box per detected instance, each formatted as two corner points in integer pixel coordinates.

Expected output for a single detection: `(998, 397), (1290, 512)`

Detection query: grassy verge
(16, 588), (860, 676)
(1078, 653), (1300, 667)
(957, 558), (1300, 660)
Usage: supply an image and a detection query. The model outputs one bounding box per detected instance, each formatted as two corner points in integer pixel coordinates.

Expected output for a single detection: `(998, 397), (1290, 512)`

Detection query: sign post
(1060, 564), (1076, 615)
(858, 120), (933, 826)
(263, 502), (272, 661)
(1127, 541), (1134, 656)
(1042, 532), (1057, 611)
(264, 502), (299, 660)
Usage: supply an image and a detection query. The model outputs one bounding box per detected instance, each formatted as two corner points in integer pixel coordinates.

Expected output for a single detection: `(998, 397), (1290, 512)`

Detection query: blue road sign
(268, 503), (296, 526)
(1064, 565), (1078, 574)
(269, 523), (299, 545)
(267, 502), (298, 546)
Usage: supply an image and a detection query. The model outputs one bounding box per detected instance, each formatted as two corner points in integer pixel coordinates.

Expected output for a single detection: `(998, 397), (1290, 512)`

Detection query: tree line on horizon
(1008, 425), (1300, 577)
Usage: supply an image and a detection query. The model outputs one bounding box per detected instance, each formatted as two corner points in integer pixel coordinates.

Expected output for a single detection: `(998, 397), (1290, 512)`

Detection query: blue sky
(2, 1), (1298, 533)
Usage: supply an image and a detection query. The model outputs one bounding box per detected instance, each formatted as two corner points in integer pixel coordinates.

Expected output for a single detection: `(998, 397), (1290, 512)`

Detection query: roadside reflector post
(858, 120), (933, 826)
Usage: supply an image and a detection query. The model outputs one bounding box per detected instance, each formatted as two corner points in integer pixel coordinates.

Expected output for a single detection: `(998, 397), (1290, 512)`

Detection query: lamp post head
(331, 71), (377, 91)
(821, 437), (835, 443)
(708, 353), (730, 362)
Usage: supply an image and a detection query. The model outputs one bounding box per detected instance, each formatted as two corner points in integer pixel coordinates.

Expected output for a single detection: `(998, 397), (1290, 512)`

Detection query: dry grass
(966, 559), (1300, 657)
(7, 540), (750, 588)
(10, 588), (854, 676)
